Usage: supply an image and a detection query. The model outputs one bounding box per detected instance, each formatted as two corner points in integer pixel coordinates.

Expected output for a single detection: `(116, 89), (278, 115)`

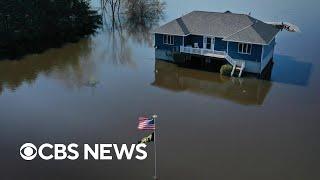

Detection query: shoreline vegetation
(0, 0), (102, 60)
(0, 0), (165, 93)
(0, 0), (165, 60)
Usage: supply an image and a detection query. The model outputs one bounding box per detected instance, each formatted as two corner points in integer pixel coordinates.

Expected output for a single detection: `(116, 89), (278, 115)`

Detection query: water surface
(0, 0), (319, 179)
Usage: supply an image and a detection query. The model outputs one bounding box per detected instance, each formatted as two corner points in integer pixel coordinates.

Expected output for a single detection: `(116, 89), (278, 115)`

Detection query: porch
(179, 46), (226, 59)
(179, 45), (246, 77)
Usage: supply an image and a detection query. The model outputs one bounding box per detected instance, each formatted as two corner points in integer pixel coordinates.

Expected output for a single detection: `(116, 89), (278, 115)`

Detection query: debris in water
(267, 22), (301, 32)
(85, 77), (100, 87)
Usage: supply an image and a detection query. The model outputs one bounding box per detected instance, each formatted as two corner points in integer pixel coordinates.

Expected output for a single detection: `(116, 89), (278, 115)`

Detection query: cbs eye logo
(20, 143), (37, 161)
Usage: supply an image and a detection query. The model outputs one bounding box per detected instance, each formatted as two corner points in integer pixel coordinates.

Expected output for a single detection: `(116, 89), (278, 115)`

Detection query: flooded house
(153, 11), (280, 77)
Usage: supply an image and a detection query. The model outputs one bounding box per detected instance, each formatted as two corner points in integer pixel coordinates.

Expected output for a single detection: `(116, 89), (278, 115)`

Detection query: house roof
(154, 11), (280, 45)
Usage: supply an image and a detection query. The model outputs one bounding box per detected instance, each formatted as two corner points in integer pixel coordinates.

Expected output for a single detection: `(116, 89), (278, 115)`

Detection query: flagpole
(152, 114), (158, 180)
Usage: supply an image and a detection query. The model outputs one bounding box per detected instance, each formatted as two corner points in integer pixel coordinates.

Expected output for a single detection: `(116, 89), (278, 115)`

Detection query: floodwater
(0, 0), (320, 179)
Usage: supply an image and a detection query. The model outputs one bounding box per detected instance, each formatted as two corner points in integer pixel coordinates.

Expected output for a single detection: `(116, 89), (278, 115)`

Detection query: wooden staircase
(225, 55), (245, 77)
(231, 61), (245, 77)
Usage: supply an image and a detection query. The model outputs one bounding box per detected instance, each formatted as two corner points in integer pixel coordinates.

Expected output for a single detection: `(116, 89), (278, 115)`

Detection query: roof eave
(222, 38), (268, 45)
(223, 32), (279, 46)
(152, 31), (189, 36)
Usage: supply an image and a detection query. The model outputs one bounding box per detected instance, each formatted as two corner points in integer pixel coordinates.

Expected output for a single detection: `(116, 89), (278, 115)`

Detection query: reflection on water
(0, 38), (96, 94)
(91, 0), (165, 66)
(123, 0), (165, 45)
(100, 29), (135, 66)
(271, 55), (313, 86)
(153, 60), (272, 105)
(101, 0), (165, 45)
(0, 0), (320, 179)
(0, 0), (166, 94)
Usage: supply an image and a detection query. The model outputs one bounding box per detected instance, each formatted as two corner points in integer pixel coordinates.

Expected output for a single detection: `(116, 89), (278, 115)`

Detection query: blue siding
(263, 39), (275, 59)
(214, 38), (228, 51)
(227, 42), (263, 62)
(185, 35), (203, 48)
(260, 38), (276, 72)
(155, 33), (183, 51)
(155, 33), (266, 64)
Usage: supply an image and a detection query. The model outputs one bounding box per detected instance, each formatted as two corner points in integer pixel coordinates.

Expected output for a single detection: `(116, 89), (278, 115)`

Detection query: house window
(206, 37), (212, 49)
(238, 43), (252, 54)
(163, 35), (174, 45)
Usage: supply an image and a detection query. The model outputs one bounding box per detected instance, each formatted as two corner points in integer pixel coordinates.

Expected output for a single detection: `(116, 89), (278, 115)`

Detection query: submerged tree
(124, 0), (165, 44)
(100, 0), (165, 43)
(98, 0), (165, 65)
(100, 0), (122, 29)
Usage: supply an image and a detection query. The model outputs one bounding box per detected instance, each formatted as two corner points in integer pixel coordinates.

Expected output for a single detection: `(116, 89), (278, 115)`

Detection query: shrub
(220, 64), (233, 76)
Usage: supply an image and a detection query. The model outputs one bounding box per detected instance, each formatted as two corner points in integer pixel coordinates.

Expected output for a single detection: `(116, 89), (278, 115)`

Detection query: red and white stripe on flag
(138, 117), (155, 130)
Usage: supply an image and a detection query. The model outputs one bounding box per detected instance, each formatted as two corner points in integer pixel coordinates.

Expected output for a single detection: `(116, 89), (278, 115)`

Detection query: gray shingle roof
(154, 11), (280, 45)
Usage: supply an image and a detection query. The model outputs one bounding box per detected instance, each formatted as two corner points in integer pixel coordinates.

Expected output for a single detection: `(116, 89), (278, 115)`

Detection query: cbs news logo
(20, 143), (148, 161)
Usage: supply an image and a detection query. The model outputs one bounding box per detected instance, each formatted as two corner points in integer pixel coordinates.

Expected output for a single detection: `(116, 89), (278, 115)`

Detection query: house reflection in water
(152, 60), (273, 105)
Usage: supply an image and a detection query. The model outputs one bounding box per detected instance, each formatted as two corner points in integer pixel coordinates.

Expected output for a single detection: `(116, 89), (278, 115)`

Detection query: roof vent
(225, 10), (232, 13)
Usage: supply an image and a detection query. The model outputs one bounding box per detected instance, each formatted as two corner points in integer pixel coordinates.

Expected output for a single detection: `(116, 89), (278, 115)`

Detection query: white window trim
(163, 35), (174, 45)
(238, 43), (252, 55)
(203, 36), (215, 50)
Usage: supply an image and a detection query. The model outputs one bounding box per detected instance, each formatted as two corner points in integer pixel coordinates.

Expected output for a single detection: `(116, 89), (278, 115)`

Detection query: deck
(180, 46), (226, 59)
(179, 46), (246, 77)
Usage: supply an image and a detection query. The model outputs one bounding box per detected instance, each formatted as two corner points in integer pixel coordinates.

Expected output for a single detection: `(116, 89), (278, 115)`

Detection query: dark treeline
(0, 0), (166, 94)
(0, 0), (102, 59)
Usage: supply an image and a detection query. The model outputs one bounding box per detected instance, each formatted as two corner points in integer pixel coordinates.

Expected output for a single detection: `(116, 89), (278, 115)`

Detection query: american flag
(138, 117), (155, 130)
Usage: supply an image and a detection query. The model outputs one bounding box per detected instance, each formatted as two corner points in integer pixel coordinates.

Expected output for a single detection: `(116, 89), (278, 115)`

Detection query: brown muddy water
(1, 0), (320, 179)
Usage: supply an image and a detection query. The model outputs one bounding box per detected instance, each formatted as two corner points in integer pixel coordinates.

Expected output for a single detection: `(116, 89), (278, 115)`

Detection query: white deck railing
(180, 46), (235, 64)
(181, 46), (202, 55)
(180, 46), (225, 57)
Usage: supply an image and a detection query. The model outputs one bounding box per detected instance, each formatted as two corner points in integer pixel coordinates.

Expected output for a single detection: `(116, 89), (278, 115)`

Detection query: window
(238, 43), (252, 54)
(206, 37), (212, 49)
(163, 35), (174, 45)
